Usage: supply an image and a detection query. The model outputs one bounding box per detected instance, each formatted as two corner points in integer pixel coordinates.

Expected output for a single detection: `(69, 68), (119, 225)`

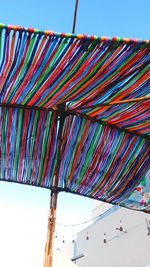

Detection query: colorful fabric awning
(0, 24), (149, 212)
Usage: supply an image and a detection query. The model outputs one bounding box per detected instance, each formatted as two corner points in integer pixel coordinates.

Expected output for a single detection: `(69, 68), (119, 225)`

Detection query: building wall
(60, 206), (150, 267)
(92, 201), (112, 220)
(59, 242), (75, 260)
(53, 251), (78, 267)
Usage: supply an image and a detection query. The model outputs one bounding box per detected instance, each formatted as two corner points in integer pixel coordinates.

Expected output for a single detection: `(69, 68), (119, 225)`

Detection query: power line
(56, 205), (112, 227)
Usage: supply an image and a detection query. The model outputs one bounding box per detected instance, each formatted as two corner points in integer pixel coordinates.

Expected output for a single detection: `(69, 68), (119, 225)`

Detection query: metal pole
(43, 106), (66, 267)
(72, 0), (79, 34)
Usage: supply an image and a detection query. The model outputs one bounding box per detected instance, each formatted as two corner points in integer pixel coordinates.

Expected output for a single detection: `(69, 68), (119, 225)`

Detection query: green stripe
(39, 40), (98, 106)
(66, 119), (86, 183)
(107, 138), (145, 199)
(13, 109), (23, 180)
(90, 131), (125, 194)
(22, 39), (67, 105)
(27, 111), (39, 182)
(7, 34), (37, 102)
(71, 49), (146, 108)
(0, 28), (2, 60)
(1, 109), (7, 178)
(76, 124), (103, 185)
(37, 112), (52, 185)
(88, 64), (150, 116)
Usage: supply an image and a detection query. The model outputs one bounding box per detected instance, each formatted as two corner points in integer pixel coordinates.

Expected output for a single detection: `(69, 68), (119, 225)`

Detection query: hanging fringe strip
(0, 24), (149, 137)
(0, 108), (58, 188)
(59, 115), (150, 212)
(0, 24), (149, 212)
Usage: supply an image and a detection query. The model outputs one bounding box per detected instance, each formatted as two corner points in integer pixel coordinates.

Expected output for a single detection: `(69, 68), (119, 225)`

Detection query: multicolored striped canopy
(0, 24), (150, 212)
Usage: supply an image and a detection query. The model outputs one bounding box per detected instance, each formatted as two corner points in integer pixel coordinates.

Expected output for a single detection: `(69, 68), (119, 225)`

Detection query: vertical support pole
(43, 105), (66, 267)
(44, 190), (58, 267)
(72, 0), (79, 34)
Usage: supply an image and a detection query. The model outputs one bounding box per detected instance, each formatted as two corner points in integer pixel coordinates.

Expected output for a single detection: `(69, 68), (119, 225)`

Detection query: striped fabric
(0, 24), (149, 212)
(0, 108), (58, 188)
(59, 115), (150, 212)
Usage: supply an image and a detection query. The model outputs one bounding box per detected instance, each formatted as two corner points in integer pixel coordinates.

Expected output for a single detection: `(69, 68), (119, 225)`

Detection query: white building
(53, 251), (77, 267)
(59, 203), (150, 267)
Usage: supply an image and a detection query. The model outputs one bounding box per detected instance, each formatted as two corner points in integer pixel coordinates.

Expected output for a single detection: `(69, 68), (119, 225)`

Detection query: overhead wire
(56, 204), (114, 227)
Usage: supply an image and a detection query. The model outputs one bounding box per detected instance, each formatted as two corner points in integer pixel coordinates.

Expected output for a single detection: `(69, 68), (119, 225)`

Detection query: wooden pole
(72, 0), (79, 34)
(44, 190), (58, 267)
(43, 105), (66, 267)
(43, 0), (80, 263)
(70, 95), (150, 110)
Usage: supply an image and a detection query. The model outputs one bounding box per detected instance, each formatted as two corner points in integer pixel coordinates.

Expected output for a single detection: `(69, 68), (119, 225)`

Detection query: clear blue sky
(0, 1), (150, 266)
